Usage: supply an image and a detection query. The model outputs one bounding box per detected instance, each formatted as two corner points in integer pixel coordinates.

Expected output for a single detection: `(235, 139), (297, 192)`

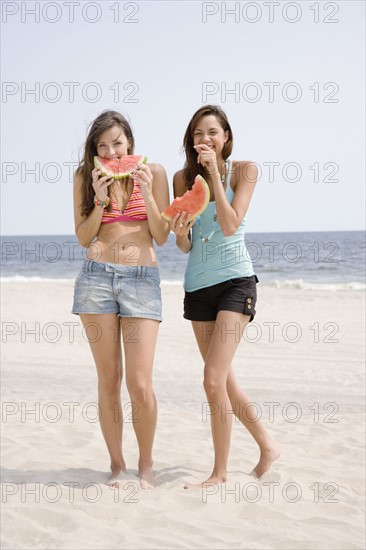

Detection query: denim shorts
(184, 275), (259, 322)
(72, 260), (162, 321)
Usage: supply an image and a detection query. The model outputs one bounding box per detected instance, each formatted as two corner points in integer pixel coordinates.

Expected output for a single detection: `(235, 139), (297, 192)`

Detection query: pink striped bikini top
(101, 179), (147, 223)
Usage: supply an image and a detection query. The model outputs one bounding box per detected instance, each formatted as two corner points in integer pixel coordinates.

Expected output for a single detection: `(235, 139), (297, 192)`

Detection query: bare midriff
(85, 220), (157, 266)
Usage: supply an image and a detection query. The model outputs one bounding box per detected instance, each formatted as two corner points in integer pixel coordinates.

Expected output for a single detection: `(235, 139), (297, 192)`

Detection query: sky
(1, 0), (365, 235)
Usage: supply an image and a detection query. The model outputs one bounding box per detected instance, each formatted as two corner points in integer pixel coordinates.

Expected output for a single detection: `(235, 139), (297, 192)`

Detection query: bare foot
(139, 464), (155, 490)
(252, 441), (281, 478)
(106, 469), (129, 488)
(184, 474), (226, 490)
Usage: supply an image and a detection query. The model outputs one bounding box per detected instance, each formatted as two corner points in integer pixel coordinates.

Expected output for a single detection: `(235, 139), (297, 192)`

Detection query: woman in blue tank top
(170, 105), (280, 488)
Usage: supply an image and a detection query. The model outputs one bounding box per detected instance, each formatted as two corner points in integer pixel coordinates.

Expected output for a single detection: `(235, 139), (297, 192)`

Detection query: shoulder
(174, 169), (185, 179)
(147, 162), (167, 178)
(231, 160), (258, 186)
(173, 169), (186, 196)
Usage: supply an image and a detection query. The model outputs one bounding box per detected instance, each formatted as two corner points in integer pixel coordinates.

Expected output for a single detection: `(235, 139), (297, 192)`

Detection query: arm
(171, 170), (193, 254)
(73, 168), (114, 248)
(194, 144), (258, 237)
(215, 161), (258, 236)
(138, 163), (170, 246)
(73, 173), (103, 248)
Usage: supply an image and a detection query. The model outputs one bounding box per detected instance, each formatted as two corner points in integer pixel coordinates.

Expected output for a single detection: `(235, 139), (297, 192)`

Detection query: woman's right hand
(92, 168), (114, 201)
(169, 211), (195, 236)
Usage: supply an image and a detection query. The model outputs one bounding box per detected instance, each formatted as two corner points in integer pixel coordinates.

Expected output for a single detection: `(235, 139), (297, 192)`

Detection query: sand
(1, 281), (365, 549)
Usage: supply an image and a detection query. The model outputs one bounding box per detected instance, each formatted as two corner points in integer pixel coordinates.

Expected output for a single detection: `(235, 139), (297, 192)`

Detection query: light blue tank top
(184, 161), (255, 292)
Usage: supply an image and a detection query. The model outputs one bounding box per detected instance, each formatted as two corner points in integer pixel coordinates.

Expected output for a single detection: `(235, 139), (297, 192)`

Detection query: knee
(98, 365), (122, 395)
(127, 380), (153, 406)
(203, 374), (220, 400)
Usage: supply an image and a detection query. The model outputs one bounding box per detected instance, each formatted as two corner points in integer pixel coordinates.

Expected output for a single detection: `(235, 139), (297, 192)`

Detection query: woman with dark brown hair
(72, 110), (170, 489)
(170, 105), (280, 488)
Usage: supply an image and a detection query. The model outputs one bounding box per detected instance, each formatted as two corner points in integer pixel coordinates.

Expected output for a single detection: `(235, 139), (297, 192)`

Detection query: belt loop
(87, 260), (93, 273)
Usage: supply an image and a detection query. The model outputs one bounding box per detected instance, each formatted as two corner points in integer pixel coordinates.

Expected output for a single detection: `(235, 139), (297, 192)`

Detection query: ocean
(1, 231), (365, 290)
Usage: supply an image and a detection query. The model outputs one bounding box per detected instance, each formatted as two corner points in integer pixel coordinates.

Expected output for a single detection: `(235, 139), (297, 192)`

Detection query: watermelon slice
(162, 175), (210, 222)
(94, 155), (147, 179)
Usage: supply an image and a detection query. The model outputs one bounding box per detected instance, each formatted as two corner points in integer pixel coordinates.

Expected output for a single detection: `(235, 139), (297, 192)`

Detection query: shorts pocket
(73, 271), (90, 306)
(229, 275), (257, 288)
(145, 274), (161, 291)
(136, 277), (162, 312)
(230, 277), (245, 285)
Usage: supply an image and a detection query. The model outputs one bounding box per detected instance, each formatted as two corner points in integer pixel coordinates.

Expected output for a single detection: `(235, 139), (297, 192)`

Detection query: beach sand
(1, 281), (365, 549)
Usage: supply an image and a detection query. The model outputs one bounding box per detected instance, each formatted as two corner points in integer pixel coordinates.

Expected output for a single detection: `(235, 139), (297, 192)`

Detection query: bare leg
(192, 315), (280, 481)
(122, 318), (159, 490)
(185, 311), (250, 488)
(226, 368), (281, 477)
(80, 314), (126, 486)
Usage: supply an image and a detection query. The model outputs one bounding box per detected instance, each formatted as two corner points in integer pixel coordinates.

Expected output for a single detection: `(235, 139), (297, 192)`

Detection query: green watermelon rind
(94, 155), (147, 179)
(161, 175), (210, 222)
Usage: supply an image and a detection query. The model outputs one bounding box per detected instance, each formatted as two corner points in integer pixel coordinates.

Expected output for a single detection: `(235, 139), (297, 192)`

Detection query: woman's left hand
(131, 163), (153, 196)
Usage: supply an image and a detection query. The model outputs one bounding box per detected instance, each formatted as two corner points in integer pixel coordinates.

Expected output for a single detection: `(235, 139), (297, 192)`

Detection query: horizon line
(1, 229), (365, 239)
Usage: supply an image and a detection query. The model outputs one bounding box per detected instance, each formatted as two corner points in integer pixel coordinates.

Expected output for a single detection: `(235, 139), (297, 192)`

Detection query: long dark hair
(182, 105), (233, 190)
(75, 110), (135, 217)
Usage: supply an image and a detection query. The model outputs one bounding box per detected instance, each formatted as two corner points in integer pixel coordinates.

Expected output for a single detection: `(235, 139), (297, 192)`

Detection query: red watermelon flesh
(162, 175), (210, 222)
(94, 155), (147, 179)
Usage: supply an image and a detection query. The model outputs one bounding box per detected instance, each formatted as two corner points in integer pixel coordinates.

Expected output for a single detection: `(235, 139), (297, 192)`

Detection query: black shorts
(184, 275), (259, 322)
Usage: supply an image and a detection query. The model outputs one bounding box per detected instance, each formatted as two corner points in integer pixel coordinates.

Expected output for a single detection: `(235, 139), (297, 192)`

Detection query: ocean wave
(1, 276), (364, 291)
(262, 279), (366, 291)
(1, 275), (183, 285)
(0, 275), (183, 286)
(1, 276), (75, 283)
